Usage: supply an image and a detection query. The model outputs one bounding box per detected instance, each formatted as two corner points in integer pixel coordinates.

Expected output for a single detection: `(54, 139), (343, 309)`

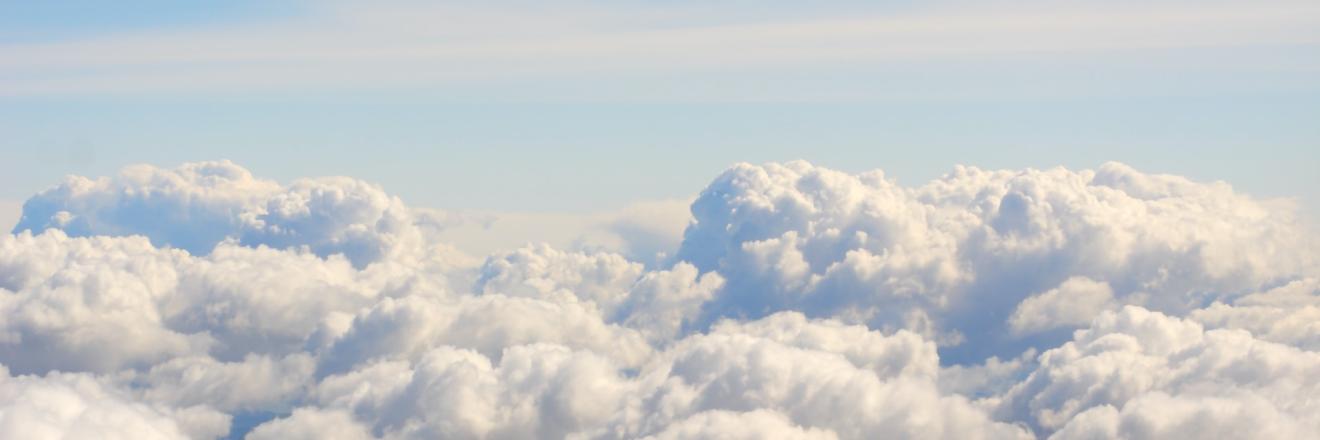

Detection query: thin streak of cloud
(2, 1), (1317, 95)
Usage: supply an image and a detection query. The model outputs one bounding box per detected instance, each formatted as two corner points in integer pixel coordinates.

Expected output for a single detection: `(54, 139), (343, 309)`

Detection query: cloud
(290, 313), (1027, 439)
(474, 244), (723, 344)
(0, 365), (230, 440)
(600, 312), (1031, 439)
(313, 344), (630, 439)
(245, 408), (372, 440)
(0, 227), (464, 376)
(1189, 278), (1320, 350)
(0, 231), (209, 374)
(1008, 277), (1117, 335)
(1, 160), (1317, 438)
(128, 353), (314, 413)
(1049, 392), (1317, 440)
(640, 409), (839, 440)
(12, 160), (441, 268)
(995, 306), (1320, 437)
(2, 1), (1317, 96)
(475, 244), (643, 314)
(316, 294), (654, 377)
(675, 161), (1317, 362)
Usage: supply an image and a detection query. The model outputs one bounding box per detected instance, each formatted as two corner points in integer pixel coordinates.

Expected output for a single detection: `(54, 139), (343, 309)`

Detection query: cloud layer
(3, 160), (1317, 439)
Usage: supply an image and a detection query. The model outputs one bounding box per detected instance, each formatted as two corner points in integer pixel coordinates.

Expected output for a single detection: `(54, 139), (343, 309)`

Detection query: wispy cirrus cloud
(3, 0), (1318, 96)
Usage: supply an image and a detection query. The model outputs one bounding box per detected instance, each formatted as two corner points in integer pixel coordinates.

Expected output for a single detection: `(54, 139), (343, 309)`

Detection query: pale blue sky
(2, 0), (1317, 216)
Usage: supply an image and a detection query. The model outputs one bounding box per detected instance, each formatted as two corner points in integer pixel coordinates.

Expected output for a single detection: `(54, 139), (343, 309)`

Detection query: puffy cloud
(1050, 392), (1318, 440)
(316, 295), (653, 377)
(0, 230), (443, 375)
(1009, 277), (1117, 335)
(245, 408), (373, 440)
(128, 353), (315, 413)
(641, 409), (839, 440)
(603, 312), (1031, 440)
(12, 160), (436, 268)
(705, 312), (939, 380)
(675, 161), (1317, 361)
(0, 231), (209, 374)
(995, 306), (1320, 437)
(165, 244), (383, 361)
(1189, 278), (1320, 350)
(474, 245), (725, 345)
(0, 365), (230, 440)
(3, 160), (1318, 439)
(615, 262), (724, 344)
(310, 344), (629, 439)
(476, 244), (643, 313)
(265, 313), (1023, 439)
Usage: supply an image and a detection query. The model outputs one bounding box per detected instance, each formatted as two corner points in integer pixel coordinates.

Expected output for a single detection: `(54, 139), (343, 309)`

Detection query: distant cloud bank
(3, 160), (1317, 439)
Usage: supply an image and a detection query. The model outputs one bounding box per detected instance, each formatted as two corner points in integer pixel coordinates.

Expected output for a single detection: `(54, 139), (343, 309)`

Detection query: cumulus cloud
(601, 312), (1031, 440)
(316, 294), (654, 377)
(1, 160), (1316, 439)
(0, 365), (229, 440)
(1009, 277), (1117, 335)
(314, 344), (630, 439)
(1050, 392), (1317, 440)
(12, 161), (439, 268)
(995, 306), (1320, 437)
(0, 231), (208, 374)
(1189, 278), (1320, 350)
(674, 160), (1316, 361)
(245, 408), (372, 440)
(640, 410), (838, 440)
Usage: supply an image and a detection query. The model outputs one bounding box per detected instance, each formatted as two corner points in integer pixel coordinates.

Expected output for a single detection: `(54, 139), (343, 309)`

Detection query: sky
(2, 2), (1320, 439)
(1, 0), (1318, 223)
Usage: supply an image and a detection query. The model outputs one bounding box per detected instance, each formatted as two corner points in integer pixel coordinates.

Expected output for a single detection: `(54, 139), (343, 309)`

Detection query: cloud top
(2, 160), (1316, 439)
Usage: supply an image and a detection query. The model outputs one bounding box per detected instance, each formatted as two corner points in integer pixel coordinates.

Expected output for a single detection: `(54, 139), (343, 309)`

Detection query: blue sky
(2, 0), (1317, 216)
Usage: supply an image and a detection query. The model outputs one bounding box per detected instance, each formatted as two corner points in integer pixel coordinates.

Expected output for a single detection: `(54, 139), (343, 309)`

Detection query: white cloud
(641, 409), (839, 440)
(311, 344), (629, 439)
(0, 231), (209, 374)
(616, 262), (724, 345)
(316, 295), (654, 377)
(603, 312), (1032, 439)
(2, 160), (1317, 438)
(1190, 278), (1320, 350)
(675, 161), (1317, 362)
(245, 408), (372, 440)
(474, 245), (724, 344)
(476, 244), (643, 314)
(0, 365), (230, 440)
(0, 227), (464, 376)
(1009, 277), (1117, 335)
(1, 1), (1317, 96)
(996, 306), (1320, 437)
(11, 160), (445, 269)
(129, 353), (314, 413)
(1050, 392), (1317, 440)
(277, 312), (1026, 439)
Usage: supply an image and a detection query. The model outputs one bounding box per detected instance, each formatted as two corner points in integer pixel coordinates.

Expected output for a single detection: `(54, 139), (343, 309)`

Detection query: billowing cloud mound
(2, 160), (1317, 439)
(13, 161), (431, 268)
(0, 365), (230, 440)
(998, 306), (1320, 438)
(675, 161), (1315, 361)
